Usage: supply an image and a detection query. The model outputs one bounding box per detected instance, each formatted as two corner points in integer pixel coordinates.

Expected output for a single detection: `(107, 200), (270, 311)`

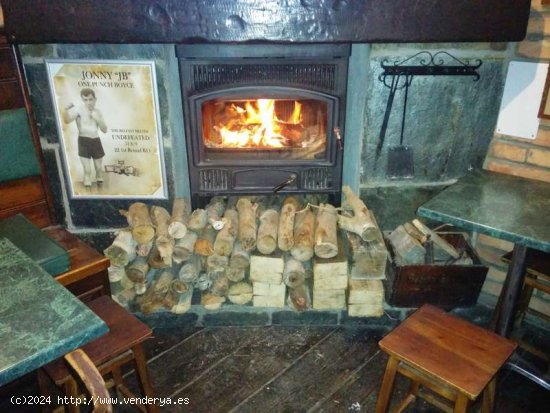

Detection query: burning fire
(216, 99), (302, 148)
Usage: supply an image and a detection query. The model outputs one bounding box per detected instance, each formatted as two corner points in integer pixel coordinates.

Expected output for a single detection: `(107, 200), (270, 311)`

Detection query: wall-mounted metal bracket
(375, 51), (483, 173)
(379, 51), (482, 88)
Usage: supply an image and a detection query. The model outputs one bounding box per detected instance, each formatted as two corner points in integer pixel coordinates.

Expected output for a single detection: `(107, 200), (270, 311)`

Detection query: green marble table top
(0, 238), (107, 386)
(418, 170), (550, 252)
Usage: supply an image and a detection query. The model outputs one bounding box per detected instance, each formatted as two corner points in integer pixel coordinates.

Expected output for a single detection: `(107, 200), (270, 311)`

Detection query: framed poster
(46, 60), (167, 199)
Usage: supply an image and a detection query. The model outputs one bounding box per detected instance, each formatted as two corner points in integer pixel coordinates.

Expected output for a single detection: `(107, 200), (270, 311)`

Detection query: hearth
(177, 44), (351, 207)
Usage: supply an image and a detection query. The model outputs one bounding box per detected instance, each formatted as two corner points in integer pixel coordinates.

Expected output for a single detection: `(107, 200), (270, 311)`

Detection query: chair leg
(63, 377), (81, 413)
(515, 281), (534, 327)
(112, 365), (124, 390)
(453, 393), (469, 413)
(408, 380), (420, 395)
(132, 344), (159, 413)
(36, 369), (53, 413)
(481, 378), (496, 413)
(375, 356), (399, 413)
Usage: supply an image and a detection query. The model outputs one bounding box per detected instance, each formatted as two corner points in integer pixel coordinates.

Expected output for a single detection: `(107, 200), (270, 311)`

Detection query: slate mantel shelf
(2, 0), (530, 44)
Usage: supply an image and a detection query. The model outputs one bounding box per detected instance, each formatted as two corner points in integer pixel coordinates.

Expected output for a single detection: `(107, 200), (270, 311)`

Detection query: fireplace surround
(177, 44), (351, 207)
(4, 0), (537, 323)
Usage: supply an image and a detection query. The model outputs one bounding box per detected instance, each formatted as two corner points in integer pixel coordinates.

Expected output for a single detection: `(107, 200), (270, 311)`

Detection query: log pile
(346, 211), (387, 280)
(387, 218), (463, 265)
(105, 190), (388, 317)
(338, 186), (378, 242)
(250, 251), (286, 308)
(312, 237), (348, 310)
(387, 225), (426, 265)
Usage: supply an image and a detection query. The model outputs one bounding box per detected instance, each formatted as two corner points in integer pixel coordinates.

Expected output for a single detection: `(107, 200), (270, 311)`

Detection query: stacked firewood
(348, 279), (384, 317)
(106, 186), (387, 316)
(345, 210), (388, 280)
(387, 218), (464, 265)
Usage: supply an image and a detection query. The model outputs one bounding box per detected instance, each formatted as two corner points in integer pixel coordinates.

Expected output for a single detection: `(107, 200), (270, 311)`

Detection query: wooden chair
(501, 248), (550, 326)
(63, 349), (112, 413)
(38, 296), (158, 413)
(374, 304), (517, 413)
(499, 248), (550, 366)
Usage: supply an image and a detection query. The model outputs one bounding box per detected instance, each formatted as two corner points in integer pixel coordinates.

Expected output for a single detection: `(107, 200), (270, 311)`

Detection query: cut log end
(257, 237), (277, 255)
(103, 245), (130, 267)
(211, 220), (225, 230)
(227, 282), (253, 305)
(201, 293), (226, 310)
(107, 266), (125, 283)
(283, 258), (306, 288)
(168, 222), (187, 239)
(132, 225), (155, 245)
(360, 227), (379, 242)
(314, 242), (339, 259)
(226, 267), (246, 282)
(134, 282), (147, 295)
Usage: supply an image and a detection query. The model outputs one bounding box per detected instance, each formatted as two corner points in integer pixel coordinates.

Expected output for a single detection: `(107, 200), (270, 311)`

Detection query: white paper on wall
(496, 61), (548, 140)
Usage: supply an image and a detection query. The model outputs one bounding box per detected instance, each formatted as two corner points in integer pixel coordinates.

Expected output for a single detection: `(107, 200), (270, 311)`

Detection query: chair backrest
(63, 349), (112, 413)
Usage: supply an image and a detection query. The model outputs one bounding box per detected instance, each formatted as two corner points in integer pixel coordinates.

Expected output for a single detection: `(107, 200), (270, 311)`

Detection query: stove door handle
(272, 174), (297, 193)
(334, 127), (343, 151)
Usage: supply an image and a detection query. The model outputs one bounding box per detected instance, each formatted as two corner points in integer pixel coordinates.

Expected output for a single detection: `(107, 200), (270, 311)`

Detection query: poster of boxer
(46, 60), (166, 199)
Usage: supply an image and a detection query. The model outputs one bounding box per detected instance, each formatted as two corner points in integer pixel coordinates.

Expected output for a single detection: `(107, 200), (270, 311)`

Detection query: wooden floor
(1, 324), (549, 412)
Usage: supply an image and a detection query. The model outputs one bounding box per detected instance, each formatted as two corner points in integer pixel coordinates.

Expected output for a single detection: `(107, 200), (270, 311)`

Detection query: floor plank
(144, 326), (204, 360)
(134, 327), (262, 398)
(168, 326), (335, 413)
(315, 349), (386, 413)
(232, 327), (384, 413)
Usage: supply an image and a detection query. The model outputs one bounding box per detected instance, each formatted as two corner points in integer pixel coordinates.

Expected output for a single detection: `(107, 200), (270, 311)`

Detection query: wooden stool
(501, 248), (550, 325)
(375, 304), (517, 413)
(38, 296), (158, 413)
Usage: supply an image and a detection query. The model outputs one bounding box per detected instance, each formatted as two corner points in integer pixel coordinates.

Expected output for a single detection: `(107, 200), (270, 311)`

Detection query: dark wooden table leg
(495, 244), (528, 337)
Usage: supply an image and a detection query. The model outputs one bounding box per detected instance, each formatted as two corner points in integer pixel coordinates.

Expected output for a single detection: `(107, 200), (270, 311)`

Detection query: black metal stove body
(177, 44), (350, 207)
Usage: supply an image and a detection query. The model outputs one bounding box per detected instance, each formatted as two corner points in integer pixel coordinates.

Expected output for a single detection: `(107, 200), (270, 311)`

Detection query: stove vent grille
(192, 64), (336, 93)
(199, 169), (229, 191)
(302, 168), (333, 190)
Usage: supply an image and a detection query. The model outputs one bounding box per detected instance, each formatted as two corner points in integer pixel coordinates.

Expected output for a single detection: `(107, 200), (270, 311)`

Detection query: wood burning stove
(177, 44), (350, 207)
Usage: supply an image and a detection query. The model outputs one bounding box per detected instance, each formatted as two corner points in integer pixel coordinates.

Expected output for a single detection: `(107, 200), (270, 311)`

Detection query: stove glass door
(201, 97), (328, 160)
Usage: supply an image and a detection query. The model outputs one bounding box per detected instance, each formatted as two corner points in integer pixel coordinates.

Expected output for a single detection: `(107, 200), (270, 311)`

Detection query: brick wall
(478, 0), (550, 317)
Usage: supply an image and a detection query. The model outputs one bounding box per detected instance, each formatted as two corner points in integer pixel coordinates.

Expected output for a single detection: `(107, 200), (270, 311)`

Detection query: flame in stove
(290, 101), (302, 124)
(217, 99), (302, 148)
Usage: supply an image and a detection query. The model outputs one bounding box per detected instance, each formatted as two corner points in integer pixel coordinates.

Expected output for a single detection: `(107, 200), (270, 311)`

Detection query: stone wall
(355, 43), (509, 231)
(477, 0), (550, 317)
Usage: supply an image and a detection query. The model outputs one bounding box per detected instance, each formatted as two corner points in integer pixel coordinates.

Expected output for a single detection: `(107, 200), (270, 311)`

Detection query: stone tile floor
(1, 313), (548, 412)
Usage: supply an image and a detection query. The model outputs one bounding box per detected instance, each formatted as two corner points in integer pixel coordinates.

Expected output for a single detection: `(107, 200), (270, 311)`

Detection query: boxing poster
(46, 60), (167, 199)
